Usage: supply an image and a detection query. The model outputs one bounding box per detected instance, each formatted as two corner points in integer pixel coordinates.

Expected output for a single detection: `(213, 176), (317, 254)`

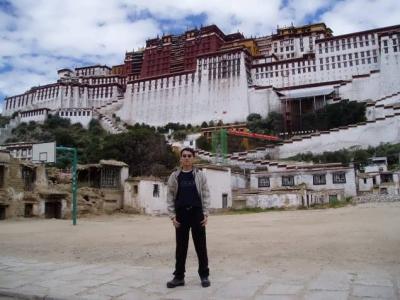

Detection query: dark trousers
(173, 206), (209, 279)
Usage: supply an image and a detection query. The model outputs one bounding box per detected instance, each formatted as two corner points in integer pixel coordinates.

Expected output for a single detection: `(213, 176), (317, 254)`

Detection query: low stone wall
(353, 194), (400, 203)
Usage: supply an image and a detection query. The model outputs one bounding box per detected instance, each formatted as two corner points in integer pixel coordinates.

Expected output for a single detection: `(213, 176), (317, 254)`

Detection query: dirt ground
(0, 203), (399, 275)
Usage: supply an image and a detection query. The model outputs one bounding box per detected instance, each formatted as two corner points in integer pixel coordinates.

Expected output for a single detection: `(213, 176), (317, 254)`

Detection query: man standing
(166, 147), (211, 288)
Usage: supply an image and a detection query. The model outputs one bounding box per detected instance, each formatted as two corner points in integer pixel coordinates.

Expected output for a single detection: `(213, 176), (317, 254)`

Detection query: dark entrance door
(45, 201), (62, 219)
(222, 194), (228, 208)
(25, 204), (33, 217)
(0, 205), (6, 220)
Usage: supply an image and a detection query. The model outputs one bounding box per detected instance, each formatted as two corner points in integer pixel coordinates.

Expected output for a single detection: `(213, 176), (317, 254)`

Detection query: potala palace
(2, 22), (400, 157)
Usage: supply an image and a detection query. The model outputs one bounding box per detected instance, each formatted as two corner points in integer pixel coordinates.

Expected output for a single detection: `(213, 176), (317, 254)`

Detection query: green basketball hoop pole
(56, 146), (78, 226)
(211, 128), (227, 164)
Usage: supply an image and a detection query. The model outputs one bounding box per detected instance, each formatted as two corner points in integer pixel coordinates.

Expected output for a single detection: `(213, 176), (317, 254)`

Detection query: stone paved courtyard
(0, 202), (399, 299)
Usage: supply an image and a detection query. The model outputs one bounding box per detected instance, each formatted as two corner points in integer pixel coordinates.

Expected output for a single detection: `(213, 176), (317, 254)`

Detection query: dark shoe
(201, 277), (210, 288)
(167, 277), (185, 288)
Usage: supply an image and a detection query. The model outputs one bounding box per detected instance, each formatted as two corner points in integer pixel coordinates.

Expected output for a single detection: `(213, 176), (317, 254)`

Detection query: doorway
(45, 201), (62, 219)
(222, 193), (228, 208)
(0, 205), (6, 220)
(25, 204), (33, 217)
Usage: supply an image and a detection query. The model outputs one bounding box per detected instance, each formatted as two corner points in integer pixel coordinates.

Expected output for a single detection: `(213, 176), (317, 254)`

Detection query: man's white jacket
(167, 168), (211, 219)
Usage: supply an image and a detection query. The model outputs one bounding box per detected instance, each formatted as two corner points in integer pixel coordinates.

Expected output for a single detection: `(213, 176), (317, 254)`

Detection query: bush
(196, 135), (211, 151)
(172, 131), (187, 141)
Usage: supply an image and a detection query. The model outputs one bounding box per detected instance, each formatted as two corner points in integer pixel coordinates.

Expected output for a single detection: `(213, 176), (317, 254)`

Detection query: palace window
(282, 176), (294, 186)
(313, 174), (326, 185)
(258, 177), (270, 188)
(333, 172), (346, 184)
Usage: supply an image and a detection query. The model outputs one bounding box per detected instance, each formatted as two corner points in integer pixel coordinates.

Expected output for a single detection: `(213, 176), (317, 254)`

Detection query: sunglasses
(182, 154), (193, 158)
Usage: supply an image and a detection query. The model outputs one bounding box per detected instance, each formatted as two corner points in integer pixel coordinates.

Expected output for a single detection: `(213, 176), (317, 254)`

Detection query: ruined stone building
(0, 154), (129, 220)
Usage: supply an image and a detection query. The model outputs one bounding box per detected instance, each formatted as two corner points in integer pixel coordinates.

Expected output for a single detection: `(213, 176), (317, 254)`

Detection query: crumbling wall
(0, 157), (25, 217)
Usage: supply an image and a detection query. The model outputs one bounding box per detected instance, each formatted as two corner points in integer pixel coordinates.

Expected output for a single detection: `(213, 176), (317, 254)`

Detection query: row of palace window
(319, 57), (377, 71)
(133, 74), (195, 92)
(6, 87), (60, 109)
(21, 110), (46, 117)
(37, 87), (59, 100)
(255, 57), (377, 79)
(206, 60), (241, 80)
(382, 44), (399, 54)
(87, 87), (114, 99)
(6, 95), (32, 109)
(318, 35), (376, 53)
(76, 67), (108, 77)
(255, 47), (378, 73)
(321, 50), (378, 63)
(198, 54), (241, 66)
(81, 77), (123, 85)
(257, 172), (347, 188)
(59, 110), (91, 117)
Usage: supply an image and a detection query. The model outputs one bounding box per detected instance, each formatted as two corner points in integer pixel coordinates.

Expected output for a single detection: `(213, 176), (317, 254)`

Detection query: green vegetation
(246, 112), (284, 135)
(288, 143), (400, 170)
(6, 116), (178, 175)
(196, 135), (211, 151)
(300, 100), (366, 131)
(0, 115), (11, 128)
(308, 197), (353, 209)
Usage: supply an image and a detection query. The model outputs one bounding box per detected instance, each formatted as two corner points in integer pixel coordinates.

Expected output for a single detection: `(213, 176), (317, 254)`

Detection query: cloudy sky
(1, 0), (399, 111)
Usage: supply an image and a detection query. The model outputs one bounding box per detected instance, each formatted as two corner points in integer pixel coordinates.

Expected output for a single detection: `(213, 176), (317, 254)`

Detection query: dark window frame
(282, 175), (294, 186)
(333, 172), (346, 184)
(313, 174), (326, 185)
(258, 176), (270, 188)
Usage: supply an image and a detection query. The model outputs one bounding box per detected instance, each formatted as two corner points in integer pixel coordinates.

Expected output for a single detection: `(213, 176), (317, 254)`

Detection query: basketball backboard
(32, 142), (56, 163)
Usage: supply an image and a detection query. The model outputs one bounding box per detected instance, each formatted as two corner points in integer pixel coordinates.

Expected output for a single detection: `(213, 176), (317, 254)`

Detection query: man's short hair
(180, 147), (195, 157)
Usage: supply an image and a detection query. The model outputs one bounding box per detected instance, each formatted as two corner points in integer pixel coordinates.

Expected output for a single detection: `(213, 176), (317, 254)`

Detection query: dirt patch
(0, 203), (399, 274)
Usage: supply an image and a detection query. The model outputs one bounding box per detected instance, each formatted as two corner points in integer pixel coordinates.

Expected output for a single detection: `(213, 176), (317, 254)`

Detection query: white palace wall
(117, 51), (251, 126)
(277, 116), (400, 158)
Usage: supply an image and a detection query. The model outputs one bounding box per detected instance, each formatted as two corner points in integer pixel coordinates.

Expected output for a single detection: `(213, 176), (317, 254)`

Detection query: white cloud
(0, 0), (399, 103)
(320, 0), (400, 35)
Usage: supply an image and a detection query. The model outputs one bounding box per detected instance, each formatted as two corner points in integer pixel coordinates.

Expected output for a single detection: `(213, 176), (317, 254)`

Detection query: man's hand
(200, 215), (208, 227)
(172, 217), (181, 228)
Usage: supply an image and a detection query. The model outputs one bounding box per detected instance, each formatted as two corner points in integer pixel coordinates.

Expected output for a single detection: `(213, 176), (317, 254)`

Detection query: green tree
(196, 135), (211, 151)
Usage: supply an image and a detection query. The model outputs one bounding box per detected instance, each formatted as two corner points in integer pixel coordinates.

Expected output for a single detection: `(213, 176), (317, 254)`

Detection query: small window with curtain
(313, 174), (326, 185)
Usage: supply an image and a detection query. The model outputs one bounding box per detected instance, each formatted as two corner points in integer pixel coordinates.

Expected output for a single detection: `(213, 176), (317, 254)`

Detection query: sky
(1, 0), (400, 112)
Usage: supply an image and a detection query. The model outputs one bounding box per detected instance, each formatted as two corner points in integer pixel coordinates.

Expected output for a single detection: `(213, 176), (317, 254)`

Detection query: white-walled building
(233, 163), (356, 209)
(124, 177), (168, 215)
(123, 165), (232, 215)
(358, 157), (400, 195)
